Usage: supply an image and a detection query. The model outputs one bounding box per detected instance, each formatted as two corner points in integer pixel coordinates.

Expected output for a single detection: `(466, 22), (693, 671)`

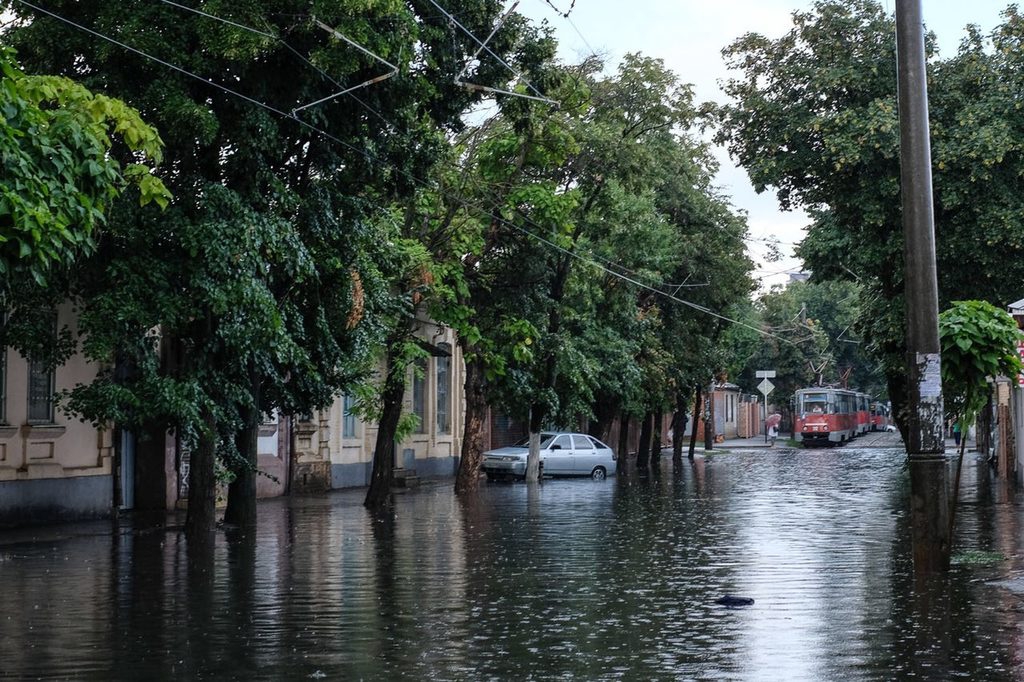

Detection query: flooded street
(3, 445), (1024, 680)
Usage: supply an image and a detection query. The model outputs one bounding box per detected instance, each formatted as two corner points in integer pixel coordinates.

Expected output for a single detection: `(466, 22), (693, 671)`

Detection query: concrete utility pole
(896, 0), (949, 573)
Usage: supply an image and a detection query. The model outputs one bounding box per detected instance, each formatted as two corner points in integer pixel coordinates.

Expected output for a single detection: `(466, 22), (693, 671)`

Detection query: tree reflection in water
(0, 448), (1021, 680)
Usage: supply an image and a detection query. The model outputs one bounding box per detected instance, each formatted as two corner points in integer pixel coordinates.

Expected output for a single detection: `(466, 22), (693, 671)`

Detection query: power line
(541, 0), (578, 18)
(129, 0), (702, 302)
(425, 0), (557, 105)
(153, 0), (399, 125)
(12, 0), (792, 347)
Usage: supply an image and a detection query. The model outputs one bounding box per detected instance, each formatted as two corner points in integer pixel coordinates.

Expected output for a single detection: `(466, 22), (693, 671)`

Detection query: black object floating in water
(715, 595), (755, 607)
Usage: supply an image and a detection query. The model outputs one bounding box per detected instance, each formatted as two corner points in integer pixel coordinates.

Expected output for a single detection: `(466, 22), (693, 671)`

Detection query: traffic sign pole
(757, 375), (775, 443)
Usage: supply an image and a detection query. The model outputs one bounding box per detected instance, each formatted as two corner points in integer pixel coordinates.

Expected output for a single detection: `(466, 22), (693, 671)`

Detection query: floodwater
(2, 445), (1024, 681)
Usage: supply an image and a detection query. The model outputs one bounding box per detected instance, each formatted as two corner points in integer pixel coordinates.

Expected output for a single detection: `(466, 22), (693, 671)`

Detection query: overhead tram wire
(143, 0), (718, 310)
(533, 0), (599, 60)
(125, 0), (684, 294)
(425, 0), (557, 105)
(13, 0), (797, 349)
(154, 0), (399, 125)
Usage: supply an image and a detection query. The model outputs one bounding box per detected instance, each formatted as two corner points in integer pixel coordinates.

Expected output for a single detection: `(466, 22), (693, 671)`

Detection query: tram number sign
(757, 378), (775, 397)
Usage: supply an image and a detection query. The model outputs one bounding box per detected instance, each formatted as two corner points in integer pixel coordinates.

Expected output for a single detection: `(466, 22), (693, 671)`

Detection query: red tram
(869, 401), (891, 431)
(794, 387), (872, 446)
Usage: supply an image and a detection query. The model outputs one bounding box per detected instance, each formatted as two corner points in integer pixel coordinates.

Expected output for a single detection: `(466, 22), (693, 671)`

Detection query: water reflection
(1, 447), (1023, 680)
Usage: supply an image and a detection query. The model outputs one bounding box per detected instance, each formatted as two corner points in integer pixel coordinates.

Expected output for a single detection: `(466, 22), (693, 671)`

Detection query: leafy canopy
(0, 47), (169, 287)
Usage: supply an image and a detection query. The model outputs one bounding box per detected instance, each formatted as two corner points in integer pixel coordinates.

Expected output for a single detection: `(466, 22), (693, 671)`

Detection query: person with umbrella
(766, 413), (782, 447)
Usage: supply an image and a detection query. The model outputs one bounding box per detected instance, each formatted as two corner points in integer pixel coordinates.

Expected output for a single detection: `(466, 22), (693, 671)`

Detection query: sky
(520, 0), (1014, 291)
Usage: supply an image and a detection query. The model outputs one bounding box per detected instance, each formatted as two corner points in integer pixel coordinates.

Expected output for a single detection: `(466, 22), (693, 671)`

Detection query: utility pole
(896, 0), (949, 573)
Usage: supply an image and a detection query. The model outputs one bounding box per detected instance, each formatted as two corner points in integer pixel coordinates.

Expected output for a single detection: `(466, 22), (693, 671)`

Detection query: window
(412, 357), (426, 434)
(572, 435), (593, 450)
(342, 395), (358, 438)
(436, 343), (451, 434)
(28, 357), (55, 424)
(551, 435), (571, 450)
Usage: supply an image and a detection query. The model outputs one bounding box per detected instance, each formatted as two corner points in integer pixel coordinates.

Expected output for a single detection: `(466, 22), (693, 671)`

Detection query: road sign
(757, 378), (775, 396)
(755, 370), (776, 378)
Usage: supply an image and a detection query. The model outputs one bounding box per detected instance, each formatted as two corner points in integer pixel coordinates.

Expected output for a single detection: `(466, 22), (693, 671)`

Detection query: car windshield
(512, 434), (557, 448)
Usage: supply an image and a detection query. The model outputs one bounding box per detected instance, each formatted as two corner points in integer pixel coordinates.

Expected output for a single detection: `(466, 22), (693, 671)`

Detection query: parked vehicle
(481, 432), (617, 481)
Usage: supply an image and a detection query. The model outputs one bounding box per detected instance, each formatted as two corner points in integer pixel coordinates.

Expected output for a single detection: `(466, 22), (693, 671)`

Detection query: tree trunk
(689, 384), (701, 460)
(224, 402), (259, 528)
(637, 411), (653, 470)
(364, 349), (407, 511)
(651, 409), (663, 464)
(618, 412), (630, 465)
(704, 386), (714, 450)
(947, 426), (969, 546)
(526, 403), (545, 481)
(589, 395), (617, 443)
(455, 349), (487, 494)
(977, 395), (993, 456)
(185, 406), (218, 538)
(888, 370), (911, 444)
(672, 392), (687, 463)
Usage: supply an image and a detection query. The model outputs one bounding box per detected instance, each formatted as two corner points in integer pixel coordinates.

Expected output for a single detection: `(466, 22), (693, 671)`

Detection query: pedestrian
(953, 421), (961, 447)
(768, 423), (778, 447)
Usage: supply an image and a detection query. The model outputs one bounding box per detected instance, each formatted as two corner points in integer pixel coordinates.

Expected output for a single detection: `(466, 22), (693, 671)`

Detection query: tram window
(802, 393), (828, 414)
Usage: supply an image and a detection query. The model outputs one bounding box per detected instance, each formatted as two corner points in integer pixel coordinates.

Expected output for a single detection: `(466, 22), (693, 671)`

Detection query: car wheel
(591, 467), (606, 481)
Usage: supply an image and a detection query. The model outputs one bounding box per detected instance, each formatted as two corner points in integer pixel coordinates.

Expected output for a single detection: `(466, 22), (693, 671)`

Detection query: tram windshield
(802, 393), (829, 414)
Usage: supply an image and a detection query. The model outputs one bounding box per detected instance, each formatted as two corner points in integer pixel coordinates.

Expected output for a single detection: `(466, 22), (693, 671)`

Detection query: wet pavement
(2, 443), (1024, 680)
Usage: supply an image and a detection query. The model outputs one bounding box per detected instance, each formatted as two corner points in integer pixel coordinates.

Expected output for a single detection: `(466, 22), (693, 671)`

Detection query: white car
(481, 432), (618, 481)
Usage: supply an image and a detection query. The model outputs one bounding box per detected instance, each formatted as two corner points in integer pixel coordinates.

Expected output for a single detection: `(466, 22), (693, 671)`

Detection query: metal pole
(764, 396), (768, 444)
(896, 0), (949, 572)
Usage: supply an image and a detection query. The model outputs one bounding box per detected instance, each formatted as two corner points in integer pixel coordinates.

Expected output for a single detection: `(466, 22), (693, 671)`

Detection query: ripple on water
(0, 449), (1021, 680)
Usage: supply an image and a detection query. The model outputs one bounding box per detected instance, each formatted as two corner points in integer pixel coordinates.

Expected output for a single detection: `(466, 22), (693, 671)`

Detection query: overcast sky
(520, 0), (1014, 290)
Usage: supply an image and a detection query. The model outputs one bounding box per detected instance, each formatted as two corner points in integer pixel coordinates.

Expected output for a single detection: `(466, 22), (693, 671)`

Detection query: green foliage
(0, 46), (169, 288)
(723, 279), (884, 404)
(449, 54), (751, 430)
(939, 300), (1022, 424)
(713, 0), (1024, 426)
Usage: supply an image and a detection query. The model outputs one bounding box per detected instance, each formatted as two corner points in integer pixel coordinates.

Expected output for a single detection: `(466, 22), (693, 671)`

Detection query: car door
(544, 434), (574, 475)
(572, 434), (596, 474)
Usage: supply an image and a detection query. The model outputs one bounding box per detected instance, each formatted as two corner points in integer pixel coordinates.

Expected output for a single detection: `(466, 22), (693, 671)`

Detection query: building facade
(0, 304), (114, 525)
(293, 324), (464, 491)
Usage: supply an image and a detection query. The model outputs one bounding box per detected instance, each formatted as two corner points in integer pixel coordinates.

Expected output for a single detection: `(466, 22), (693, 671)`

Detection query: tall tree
(0, 46), (169, 364)
(713, 1), (1024, 434)
(5, 0), (537, 529)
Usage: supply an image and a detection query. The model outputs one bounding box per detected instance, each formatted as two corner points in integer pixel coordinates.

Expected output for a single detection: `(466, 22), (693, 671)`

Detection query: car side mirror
(551, 444), (561, 450)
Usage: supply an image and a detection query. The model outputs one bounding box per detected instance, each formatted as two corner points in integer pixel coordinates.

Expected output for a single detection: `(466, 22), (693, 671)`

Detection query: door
(544, 434), (574, 475)
(572, 434), (597, 474)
